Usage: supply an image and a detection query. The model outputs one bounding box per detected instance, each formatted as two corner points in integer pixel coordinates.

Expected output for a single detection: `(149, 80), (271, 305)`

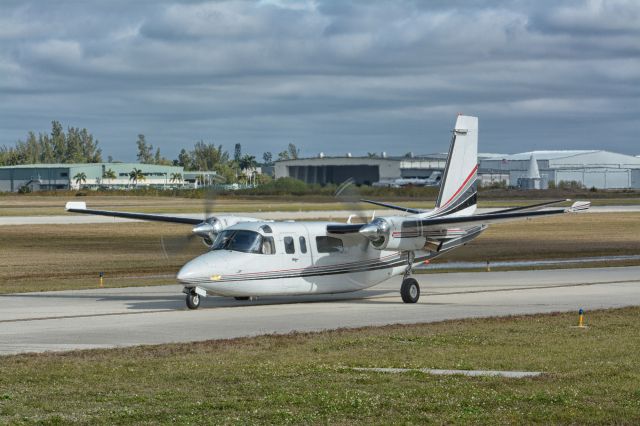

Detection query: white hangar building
(479, 150), (640, 189)
(274, 154), (447, 186)
(275, 150), (640, 189)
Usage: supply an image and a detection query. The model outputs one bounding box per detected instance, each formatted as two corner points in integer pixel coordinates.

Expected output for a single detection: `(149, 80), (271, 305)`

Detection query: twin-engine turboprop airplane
(66, 115), (590, 309)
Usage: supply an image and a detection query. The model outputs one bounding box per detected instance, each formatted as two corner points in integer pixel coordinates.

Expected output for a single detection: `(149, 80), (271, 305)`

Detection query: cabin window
(284, 236), (295, 254)
(316, 236), (343, 253)
(299, 236), (307, 254)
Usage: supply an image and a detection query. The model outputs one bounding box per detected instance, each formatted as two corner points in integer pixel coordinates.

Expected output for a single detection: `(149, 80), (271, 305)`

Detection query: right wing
(359, 199), (425, 214)
(412, 202), (589, 231)
(484, 199), (570, 215)
(65, 202), (202, 225)
(327, 201), (590, 235)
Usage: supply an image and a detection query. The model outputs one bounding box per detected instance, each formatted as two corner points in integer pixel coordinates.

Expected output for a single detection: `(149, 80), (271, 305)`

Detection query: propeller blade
(334, 178), (369, 224)
(160, 233), (201, 260)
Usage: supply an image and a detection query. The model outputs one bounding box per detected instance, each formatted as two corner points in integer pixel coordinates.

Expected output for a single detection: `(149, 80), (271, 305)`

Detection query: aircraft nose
(177, 256), (209, 283)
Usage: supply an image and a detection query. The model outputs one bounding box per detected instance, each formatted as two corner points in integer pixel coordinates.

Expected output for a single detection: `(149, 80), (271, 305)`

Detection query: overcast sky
(1, 0), (639, 161)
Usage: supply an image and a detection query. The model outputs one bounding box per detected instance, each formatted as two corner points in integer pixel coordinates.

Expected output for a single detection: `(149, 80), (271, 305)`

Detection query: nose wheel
(401, 278), (420, 303)
(186, 292), (201, 310)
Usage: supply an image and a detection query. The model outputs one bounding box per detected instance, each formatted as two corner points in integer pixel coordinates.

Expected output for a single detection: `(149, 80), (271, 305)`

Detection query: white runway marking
(352, 367), (543, 378)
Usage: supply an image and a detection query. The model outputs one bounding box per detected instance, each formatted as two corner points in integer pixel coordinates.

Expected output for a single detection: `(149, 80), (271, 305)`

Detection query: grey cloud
(0, 0), (639, 160)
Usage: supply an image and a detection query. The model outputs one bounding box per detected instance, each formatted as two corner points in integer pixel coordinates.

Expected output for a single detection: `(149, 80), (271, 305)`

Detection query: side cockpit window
(212, 230), (274, 255)
(261, 236), (275, 255)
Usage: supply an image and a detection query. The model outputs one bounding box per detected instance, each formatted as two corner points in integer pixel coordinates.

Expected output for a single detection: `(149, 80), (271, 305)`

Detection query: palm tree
(128, 168), (145, 187)
(239, 154), (258, 172)
(170, 172), (183, 185)
(103, 168), (116, 186)
(73, 172), (87, 189)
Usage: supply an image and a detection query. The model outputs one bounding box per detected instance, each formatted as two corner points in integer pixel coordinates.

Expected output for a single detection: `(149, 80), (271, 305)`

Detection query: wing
(359, 199), (426, 214)
(485, 199), (570, 214)
(65, 202), (202, 225)
(327, 201), (590, 234)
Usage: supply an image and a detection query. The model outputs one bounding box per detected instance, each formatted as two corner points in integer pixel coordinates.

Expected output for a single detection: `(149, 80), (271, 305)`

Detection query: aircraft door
(278, 229), (313, 275)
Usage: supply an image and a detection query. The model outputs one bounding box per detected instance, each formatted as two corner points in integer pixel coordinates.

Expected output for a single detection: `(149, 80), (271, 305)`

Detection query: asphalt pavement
(1, 266), (639, 356)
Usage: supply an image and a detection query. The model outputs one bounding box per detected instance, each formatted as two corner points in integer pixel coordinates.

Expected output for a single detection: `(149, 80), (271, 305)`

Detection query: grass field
(1, 307), (639, 424)
(1, 212), (639, 294)
(1, 194), (640, 216)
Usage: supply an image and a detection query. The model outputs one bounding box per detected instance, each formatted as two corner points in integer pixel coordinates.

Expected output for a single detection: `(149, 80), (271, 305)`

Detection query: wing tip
(568, 201), (591, 212)
(65, 201), (86, 211)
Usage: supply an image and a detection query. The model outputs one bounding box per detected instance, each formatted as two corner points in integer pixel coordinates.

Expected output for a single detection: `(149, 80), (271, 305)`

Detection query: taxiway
(1, 266), (639, 356)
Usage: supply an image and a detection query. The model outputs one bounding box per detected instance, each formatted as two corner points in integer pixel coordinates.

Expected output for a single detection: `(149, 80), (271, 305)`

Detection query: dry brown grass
(0, 222), (201, 293)
(439, 212), (640, 262)
(0, 212), (638, 294)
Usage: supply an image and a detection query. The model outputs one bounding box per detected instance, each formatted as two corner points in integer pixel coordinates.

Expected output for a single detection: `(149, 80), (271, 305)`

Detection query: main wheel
(400, 278), (420, 303)
(234, 296), (250, 301)
(186, 292), (201, 310)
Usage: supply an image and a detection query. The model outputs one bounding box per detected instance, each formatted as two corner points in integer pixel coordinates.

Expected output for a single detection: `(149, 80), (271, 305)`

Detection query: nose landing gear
(186, 292), (200, 309)
(184, 287), (206, 309)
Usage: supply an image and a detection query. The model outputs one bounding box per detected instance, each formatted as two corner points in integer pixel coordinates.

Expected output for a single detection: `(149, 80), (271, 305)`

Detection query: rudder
(434, 115), (478, 217)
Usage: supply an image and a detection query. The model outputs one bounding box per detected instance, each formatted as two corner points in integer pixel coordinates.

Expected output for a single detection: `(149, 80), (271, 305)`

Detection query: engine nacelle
(360, 216), (429, 251)
(192, 215), (261, 247)
(360, 217), (447, 252)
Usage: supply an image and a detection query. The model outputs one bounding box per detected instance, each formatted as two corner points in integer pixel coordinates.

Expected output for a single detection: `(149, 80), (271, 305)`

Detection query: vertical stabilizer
(434, 115), (478, 217)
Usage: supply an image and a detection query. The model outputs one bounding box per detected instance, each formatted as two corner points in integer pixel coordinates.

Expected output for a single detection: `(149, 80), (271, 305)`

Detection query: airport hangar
(0, 163), (218, 192)
(275, 150), (640, 189)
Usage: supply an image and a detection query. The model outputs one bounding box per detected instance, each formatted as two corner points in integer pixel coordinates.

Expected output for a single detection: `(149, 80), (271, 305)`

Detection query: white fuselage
(177, 221), (434, 297)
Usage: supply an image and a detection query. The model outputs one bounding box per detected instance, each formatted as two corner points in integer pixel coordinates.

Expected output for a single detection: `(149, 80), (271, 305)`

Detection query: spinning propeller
(160, 186), (225, 259)
(333, 178), (391, 247)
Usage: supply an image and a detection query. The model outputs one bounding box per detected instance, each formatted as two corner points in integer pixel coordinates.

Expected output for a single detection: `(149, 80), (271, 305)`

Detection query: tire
(186, 292), (201, 310)
(234, 296), (250, 301)
(400, 278), (420, 303)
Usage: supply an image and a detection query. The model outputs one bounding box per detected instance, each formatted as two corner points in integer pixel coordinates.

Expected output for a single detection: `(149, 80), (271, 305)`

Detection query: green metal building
(0, 163), (186, 192)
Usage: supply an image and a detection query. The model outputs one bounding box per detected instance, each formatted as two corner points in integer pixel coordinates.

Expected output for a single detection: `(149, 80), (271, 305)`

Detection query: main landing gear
(401, 278), (420, 303)
(400, 251), (420, 303)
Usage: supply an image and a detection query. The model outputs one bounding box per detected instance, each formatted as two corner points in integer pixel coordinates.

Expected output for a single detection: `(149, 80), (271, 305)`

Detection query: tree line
(1, 121), (301, 184)
(0, 121), (102, 165)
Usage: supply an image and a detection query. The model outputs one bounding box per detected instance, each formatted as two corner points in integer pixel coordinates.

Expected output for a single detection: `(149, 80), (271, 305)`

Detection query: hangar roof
(498, 151), (599, 161)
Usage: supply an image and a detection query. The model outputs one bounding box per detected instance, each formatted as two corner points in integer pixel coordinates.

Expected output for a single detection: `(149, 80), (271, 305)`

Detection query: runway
(1, 266), (639, 356)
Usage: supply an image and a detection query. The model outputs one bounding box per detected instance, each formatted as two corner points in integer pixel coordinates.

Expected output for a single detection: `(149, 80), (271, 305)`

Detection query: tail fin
(434, 115), (478, 217)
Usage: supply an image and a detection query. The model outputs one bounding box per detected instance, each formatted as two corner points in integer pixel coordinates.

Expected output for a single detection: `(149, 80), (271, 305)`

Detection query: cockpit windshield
(211, 230), (274, 254)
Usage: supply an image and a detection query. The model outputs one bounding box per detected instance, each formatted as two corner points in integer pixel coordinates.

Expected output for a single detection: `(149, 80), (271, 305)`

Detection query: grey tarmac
(1, 266), (639, 356)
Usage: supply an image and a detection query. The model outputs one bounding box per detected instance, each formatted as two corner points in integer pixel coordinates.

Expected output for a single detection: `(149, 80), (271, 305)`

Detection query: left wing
(65, 202), (202, 225)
